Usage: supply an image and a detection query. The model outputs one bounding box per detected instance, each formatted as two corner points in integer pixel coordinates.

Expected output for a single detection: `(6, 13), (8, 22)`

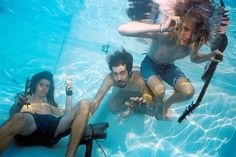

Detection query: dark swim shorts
(15, 113), (71, 147)
(141, 55), (186, 87)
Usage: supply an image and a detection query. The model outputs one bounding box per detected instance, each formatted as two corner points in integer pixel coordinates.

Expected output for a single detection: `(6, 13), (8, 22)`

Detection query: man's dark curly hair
(107, 48), (133, 74)
(29, 71), (57, 107)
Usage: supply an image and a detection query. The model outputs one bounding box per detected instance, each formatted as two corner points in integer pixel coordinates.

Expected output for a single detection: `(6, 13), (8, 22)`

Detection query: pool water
(0, 0), (236, 156)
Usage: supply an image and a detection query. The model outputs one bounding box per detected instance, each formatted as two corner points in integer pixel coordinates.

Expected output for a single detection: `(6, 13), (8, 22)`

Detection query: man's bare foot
(155, 105), (173, 121)
(164, 108), (173, 121)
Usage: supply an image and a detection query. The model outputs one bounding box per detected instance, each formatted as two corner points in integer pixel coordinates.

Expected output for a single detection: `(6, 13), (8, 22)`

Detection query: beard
(117, 80), (126, 88)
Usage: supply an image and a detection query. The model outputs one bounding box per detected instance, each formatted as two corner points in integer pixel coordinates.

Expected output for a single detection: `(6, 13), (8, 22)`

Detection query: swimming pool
(0, 0), (236, 156)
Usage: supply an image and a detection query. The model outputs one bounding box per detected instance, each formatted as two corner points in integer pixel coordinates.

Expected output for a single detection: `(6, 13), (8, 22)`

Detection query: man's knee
(183, 85), (195, 100)
(147, 76), (165, 100)
(151, 84), (165, 100)
(5, 113), (29, 134)
(176, 79), (195, 100)
(11, 113), (28, 125)
(78, 99), (91, 114)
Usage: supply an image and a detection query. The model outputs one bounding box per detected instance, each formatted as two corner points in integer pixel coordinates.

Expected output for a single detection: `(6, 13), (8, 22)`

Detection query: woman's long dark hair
(29, 71), (58, 107)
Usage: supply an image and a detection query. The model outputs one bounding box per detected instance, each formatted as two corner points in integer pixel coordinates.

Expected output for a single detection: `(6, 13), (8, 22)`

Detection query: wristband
(66, 90), (73, 96)
(160, 24), (163, 33)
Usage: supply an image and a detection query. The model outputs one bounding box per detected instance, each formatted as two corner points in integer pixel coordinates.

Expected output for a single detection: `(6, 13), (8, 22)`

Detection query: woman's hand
(16, 92), (30, 107)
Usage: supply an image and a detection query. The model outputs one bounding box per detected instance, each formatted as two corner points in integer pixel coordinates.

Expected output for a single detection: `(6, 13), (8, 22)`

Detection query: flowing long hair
(174, 0), (214, 18)
(169, 10), (210, 50)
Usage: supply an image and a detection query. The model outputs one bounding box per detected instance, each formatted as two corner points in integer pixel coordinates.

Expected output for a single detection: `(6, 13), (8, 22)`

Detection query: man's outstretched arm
(90, 74), (114, 114)
(118, 17), (179, 38)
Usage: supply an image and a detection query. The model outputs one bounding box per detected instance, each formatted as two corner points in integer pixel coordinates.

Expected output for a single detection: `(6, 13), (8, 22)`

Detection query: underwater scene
(0, 0), (236, 156)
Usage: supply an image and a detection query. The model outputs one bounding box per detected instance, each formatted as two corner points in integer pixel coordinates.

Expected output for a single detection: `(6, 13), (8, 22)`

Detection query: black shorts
(15, 113), (71, 147)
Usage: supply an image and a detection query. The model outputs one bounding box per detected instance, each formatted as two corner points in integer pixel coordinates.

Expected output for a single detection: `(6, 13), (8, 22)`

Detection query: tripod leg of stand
(85, 141), (93, 157)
